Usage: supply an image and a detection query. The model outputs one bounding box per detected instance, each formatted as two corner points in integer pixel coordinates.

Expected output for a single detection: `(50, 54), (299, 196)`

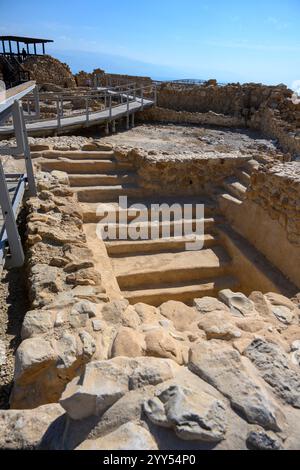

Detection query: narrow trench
(0, 208), (30, 409)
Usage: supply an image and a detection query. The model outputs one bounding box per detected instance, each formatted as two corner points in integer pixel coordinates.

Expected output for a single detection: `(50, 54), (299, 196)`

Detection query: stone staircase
(217, 159), (259, 207)
(39, 149), (241, 306)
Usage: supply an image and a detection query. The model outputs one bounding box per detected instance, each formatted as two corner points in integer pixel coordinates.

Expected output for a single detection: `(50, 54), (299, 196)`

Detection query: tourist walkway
(0, 86), (155, 137)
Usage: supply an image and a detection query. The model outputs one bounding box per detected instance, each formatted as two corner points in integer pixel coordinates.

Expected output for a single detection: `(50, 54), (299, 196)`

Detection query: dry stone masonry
(0, 68), (300, 451)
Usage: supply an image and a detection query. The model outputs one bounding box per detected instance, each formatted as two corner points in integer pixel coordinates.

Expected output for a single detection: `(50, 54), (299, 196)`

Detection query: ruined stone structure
(0, 78), (300, 451)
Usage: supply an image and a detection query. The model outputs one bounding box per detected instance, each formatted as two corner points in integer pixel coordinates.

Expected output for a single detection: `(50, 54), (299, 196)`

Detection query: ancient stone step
(69, 173), (137, 187)
(100, 218), (216, 240)
(105, 233), (218, 255)
(235, 169), (251, 186)
(222, 178), (247, 201)
(32, 150), (115, 160)
(39, 159), (133, 174)
(113, 245), (232, 289)
(123, 275), (240, 306)
(74, 184), (147, 202)
(217, 192), (243, 208)
(81, 198), (217, 223)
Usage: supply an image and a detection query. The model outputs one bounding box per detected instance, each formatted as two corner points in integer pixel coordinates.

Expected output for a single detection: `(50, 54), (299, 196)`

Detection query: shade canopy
(0, 36), (53, 44)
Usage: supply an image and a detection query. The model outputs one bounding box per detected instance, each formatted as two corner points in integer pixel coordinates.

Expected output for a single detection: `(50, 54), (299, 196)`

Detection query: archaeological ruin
(0, 52), (299, 452)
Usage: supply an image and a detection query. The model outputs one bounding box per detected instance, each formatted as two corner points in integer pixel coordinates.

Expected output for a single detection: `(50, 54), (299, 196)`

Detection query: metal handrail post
(126, 93), (130, 129)
(86, 98), (89, 124)
(109, 95), (112, 120)
(33, 85), (40, 118)
(0, 160), (24, 268)
(56, 98), (61, 128)
(12, 101), (37, 197)
(141, 85), (144, 110)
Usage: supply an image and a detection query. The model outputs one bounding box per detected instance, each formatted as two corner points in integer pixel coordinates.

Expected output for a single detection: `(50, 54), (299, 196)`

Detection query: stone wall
(24, 55), (76, 88)
(154, 83), (300, 157)
(115, 146), (251, 196)
(137, 106), (246, 128)
(248, 163), (300, 246)
(11, 171), (108, 409)
(219, 162), (300, 289)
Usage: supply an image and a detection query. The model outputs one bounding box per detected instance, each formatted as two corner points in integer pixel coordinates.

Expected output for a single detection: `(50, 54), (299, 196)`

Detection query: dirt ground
(100, 123), (282, 158)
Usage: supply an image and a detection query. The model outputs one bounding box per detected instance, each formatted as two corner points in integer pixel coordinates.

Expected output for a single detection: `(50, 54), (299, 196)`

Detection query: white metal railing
(0, 81), (37, 267)
(16, 82), (157, 129)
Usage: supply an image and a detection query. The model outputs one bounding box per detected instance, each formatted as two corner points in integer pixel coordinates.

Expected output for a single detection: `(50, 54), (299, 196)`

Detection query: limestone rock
(56, 332), (79, 369)
(71, 301), (97, 318)
(14, 337), (57, 380)
(265, 293), (296, 311)
(246, 429), (282, 450)
(144, 385), (227, 442)
(134, 303), (159, 324)
(271, 306), (296, 325)
(128, 358), (177, 390)
(218, 290), (256, 317)
(59, 357), (177, 421)
(21, 310), (54, 339)
(189, 340), (282, 431)
(159, 301), (199, 332)
(0, 340), (6, 367)
(121, 306), (141, 329)
(145, 328), (184, 364)
(76, 422), (158, 450)
(102, 300), (129, 324)
(111, 327), (145, 358)
(0, 404), (64, 450)
(79, 331), (96, 359)
(244, 339), (300, 408)
(194, 297), (229, 314)
(59, 360), (129, 420)
(198, 311), (242, 341)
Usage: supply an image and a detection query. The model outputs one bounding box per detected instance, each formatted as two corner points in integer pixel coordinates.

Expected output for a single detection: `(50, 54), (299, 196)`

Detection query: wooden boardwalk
(0, 95), (154, 138)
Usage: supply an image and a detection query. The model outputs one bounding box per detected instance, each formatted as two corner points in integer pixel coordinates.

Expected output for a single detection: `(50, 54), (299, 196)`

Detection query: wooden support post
(112, 120), (116, 133)
(42, 43), (45, 54)
(105, 122), (109, 135)
(131, 113), (135, 128)
(8, 40), (12, 55)
(1, 40), (5, 55)
(60, 97), (64, 117)
(34, 43), (37, 55)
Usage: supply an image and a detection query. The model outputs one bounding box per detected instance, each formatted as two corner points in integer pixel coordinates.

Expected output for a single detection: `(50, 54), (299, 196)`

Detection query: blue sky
(1, 0), (299, 85)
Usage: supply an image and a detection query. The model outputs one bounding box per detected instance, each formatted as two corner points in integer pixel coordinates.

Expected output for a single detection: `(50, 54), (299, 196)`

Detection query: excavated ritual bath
(32, 124), (298, 307)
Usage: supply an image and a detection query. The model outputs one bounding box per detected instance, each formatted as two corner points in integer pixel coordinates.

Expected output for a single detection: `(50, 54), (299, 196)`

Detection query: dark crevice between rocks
(0, 205), (30, 409)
